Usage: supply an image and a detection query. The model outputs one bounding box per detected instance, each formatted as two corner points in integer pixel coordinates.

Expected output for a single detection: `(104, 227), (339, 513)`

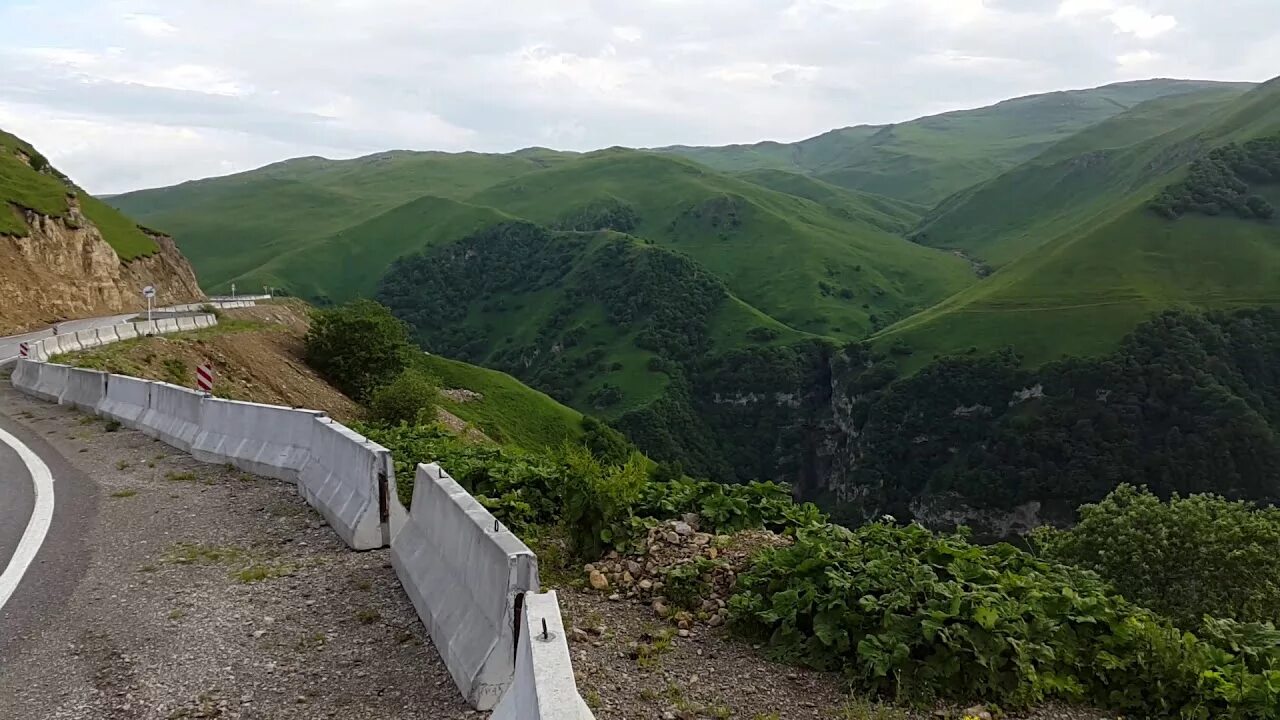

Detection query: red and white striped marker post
(18, 342), (29, 359)
(196, 364), (215, 394)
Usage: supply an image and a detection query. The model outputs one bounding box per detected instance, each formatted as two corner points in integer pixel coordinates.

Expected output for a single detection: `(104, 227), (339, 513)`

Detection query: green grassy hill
(467, 150), (974, 339)
(735, 169), (927, 234)
(1, 128), (157, 259)
(878, 79), (1280, 369)
(110, 149), (577, 289)
(420, 353), (586, 451)
(379, 221), (812, 417)
(234, 195), (516, 304)
(659, 80), (1255, 205)
(114, 146), (974, 340)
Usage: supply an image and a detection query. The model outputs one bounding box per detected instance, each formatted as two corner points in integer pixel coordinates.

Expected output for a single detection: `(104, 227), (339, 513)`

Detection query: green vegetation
(660, 80), (1252, 205)
(882, 80), (1280, 368)
(421, 354), (585, 451)
(368, 367), (439, 425)
(807, 308), (1280, 531)
(732, 519), (1280, 717)
(304, 300), (412, 400)
(0, 127), (157, 258)
(1035, 486), (1280, 629)
(1151, 136), (1279, 219)
(114, 147), (972, 338)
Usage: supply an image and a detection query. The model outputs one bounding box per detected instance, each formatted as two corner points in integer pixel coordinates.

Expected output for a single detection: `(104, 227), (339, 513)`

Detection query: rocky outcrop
(0, 205), (203, 334)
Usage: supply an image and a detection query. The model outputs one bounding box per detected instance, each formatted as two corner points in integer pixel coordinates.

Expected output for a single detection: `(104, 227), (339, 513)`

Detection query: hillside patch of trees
(1150, 135), (1280, 220)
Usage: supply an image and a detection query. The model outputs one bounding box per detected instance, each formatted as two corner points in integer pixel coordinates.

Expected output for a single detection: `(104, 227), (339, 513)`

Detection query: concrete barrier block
(298, 418), (395, 550)
(492, 591), (595, 720)
(191, 399), (325, 482)
(98, 374), (153, 428)
(155, 318), (180, 333)
(115, 324), (139, 342)
(392, 463), (539, 710)
(30, 363), (71, 403)
(177, 317), (197, 331)
(11, 359), (39, 393)
(134, 321), (159, 337)
(61, 368), (108, 412)
(138, 382), (205, 452)
(51, 335), (82, 354)
(97, 326), (121, 344)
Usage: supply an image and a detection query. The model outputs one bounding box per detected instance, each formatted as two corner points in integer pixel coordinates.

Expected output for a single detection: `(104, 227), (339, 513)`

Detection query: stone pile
(583, 516), (790, 634)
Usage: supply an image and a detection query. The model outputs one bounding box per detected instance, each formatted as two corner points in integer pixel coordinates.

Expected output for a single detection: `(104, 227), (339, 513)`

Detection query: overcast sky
(0, 0), (1274, 194)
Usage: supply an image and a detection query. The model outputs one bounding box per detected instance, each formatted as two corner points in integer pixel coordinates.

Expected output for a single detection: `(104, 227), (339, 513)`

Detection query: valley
(5, 67), (1280, 718)
(106, 76), (1280, 533)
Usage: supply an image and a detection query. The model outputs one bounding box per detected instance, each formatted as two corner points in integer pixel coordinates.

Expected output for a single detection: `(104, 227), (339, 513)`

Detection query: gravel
(0, 386), (478, 719)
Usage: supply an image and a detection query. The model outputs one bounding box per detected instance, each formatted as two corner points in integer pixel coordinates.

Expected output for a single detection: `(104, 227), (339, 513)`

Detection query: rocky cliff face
(0, 202), (204, 334)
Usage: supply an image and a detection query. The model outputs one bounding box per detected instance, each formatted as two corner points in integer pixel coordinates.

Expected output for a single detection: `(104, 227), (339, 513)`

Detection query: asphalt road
(0, 393), (95, 662)
(0, 313), (137, 364)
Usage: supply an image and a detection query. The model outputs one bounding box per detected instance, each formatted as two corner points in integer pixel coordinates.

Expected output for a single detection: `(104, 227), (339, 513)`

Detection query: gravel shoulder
(0, 382), (475, 720)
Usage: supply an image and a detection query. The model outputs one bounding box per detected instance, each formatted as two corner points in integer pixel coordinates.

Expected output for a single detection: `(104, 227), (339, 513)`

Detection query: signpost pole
(142, 285), (156, 322)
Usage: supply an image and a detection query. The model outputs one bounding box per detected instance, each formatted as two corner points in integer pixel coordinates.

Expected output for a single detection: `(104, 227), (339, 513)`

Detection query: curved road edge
(0, 386), (97, 662)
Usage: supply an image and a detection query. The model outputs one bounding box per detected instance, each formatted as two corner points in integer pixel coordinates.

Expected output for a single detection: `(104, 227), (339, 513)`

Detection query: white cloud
(1108, 6), (1176, 39)
(0, 0), (1272, 193)
(123, 13), (177, 38)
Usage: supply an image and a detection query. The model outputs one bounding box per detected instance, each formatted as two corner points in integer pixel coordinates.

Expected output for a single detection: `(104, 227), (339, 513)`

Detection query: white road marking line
(0, 425), (54, 612)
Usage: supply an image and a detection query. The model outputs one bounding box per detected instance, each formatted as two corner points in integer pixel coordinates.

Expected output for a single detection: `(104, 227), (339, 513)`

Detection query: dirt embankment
(0, 204), (204, 335)
(63, 302), (364, 422)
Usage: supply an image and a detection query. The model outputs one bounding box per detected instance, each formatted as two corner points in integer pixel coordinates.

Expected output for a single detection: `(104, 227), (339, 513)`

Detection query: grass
(163, 542), (294, 584)
(419, 354), (585, 450)
(109, 488), (138, 499)
(233, 562), (295, 584)
(0, 128), (157, 257)
(877, 80), (1280, 371)
(110, 145), (975, 345)
(110, 150), (577, 291)
(659, 80), (1253, 205)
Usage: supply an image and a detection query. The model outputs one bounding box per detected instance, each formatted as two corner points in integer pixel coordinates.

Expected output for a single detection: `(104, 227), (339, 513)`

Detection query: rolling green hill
(878, 79), (1280, 369)
(378, 221), (811, 417)
(419, 353), (587, 451)
(466, 150), (974, 339)
(659, 80), (1255, 205)
(110, 149), (577, 288)
(1, 128), (157, 259)
(113, 146), (974, 341)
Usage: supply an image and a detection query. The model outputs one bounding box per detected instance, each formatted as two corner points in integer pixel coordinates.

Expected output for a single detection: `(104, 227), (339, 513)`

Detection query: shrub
(559, 445), (648, 557)
(369, 368), (440, 426)
(1033, 485), (1280, 628)
(729, 521), (1280, 716)
(305, 299), (412, 400)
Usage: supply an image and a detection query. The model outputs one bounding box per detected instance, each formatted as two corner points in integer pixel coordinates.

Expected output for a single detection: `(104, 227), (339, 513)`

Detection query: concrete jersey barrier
(11, 359), (39, 394)
(98, 374), (153, 427)
(139, 382), (206, 452)
(191, 398), (324, 482)
(30, 363), (71, 404)
(492, 591), (595, 720)
(298, 417), (401, 550)
(392, 463), (540, 710)
(61, 367), (108, 412)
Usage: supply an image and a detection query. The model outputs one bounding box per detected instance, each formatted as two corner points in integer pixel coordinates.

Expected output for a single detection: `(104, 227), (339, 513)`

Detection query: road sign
(18, 342), (28, 358)
(196, 364), (215, 394)
(142, 285), (156, 321)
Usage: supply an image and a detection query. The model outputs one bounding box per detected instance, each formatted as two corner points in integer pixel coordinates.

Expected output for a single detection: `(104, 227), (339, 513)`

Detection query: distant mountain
(657, 79), (1256, 205)
(878, 77), (1280, 368)
(102, 76), (1280, 517)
